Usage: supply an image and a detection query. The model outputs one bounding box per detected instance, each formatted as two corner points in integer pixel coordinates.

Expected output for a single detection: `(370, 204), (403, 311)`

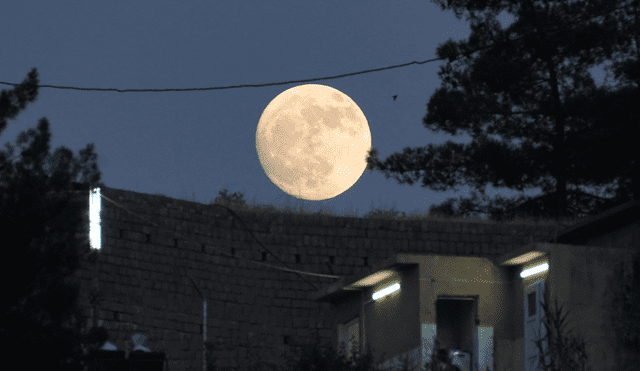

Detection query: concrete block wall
(547, 244), (637, 371)
(66, 186), (564, 371)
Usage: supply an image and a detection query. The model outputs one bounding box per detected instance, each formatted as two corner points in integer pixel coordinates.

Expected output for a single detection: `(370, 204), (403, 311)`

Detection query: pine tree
(365, 0), (639, 221)
(0, 68), (106, 370)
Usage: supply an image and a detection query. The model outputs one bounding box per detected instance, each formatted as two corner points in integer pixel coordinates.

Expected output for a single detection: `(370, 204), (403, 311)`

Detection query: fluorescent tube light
(520, 263), (548, 278)
(90, 188), (101, 250)
(372, 283), (400, 301)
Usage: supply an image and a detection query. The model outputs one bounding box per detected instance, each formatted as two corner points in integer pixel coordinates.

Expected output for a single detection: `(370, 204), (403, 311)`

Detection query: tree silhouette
(211, 188), (248, 210)
(0, 68), (106, 370)
(366, 0), (639, 222)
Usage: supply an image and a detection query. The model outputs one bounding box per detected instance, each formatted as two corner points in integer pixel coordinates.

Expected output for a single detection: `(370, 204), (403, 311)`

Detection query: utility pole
(188, 276), (207, 371)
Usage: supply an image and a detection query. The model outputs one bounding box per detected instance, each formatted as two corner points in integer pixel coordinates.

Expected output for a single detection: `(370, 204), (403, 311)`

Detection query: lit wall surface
(72, 185), (565, 371)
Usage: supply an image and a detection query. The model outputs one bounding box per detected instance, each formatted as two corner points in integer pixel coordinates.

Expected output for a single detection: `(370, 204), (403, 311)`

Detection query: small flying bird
(392, 95), (398, 101)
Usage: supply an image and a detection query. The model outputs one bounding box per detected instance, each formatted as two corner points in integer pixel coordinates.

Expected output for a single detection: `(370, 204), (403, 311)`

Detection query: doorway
(525, 280), (547, 371)
(436, 296), (477, 371)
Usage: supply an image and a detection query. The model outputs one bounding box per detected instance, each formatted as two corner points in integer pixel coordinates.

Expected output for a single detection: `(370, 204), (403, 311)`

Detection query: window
(528, 292), (536, 317)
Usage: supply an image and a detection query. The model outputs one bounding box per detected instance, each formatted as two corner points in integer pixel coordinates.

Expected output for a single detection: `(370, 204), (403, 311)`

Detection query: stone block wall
(65, 185), (563, 371)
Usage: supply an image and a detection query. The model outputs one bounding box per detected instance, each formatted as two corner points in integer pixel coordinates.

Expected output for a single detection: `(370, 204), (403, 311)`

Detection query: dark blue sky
(1, 1), (615, 219)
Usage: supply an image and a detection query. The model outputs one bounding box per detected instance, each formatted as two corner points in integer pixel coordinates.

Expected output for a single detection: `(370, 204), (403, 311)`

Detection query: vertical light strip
(89, 188), (101, 250)
(520, 263), (548, 278)
(372, 283), (400, 301)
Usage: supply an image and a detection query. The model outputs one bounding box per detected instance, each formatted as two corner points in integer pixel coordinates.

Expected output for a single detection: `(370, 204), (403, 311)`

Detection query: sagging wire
(78, 186), (341, 290)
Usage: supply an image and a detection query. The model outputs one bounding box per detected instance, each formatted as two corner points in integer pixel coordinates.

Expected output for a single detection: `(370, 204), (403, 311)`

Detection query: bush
(278, 334), (384, 371)
(534, 291), (593, 371)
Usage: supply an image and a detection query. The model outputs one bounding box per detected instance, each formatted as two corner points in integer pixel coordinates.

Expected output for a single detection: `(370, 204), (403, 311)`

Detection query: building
(312, 200), (640, 371)
(49, 183), (636, 371)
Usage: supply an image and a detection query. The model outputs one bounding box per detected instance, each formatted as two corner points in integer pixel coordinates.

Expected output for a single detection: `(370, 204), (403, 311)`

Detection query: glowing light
(372, 283), (400, 301)
(90, 188), (101, 250)
(520, 263), (548, 278)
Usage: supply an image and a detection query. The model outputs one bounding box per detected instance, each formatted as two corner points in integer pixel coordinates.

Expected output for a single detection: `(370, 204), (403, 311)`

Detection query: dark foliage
(278, 331), (390, 371)
(0, 68), (106, 370)
(366, 0), (639, 222)
(211, 188), (248, 209)
(534, 290), (593, 371)
(272, 329), (467, 371)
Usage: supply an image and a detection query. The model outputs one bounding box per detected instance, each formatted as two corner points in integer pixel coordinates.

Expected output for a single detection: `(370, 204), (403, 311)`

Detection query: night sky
(1, 1), (614, 219)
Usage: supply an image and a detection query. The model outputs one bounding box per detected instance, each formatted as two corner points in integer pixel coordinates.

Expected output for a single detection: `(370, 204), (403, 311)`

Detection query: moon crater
(256, 84), (371, 201)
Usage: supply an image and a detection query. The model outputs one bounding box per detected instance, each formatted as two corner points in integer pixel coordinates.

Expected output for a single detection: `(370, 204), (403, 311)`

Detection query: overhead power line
(99, 191), (341, 289)
(0, 2), (633, 93)
(68, 187), (341, 291)
(0, 59), (440, 93)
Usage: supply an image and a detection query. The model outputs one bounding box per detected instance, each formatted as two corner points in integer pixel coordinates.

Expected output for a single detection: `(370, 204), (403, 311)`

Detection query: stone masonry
(64, 185), (566, 371)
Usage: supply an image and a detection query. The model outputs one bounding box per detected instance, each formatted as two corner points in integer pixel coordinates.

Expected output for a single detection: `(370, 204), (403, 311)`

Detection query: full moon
(255, 84), (371, 201)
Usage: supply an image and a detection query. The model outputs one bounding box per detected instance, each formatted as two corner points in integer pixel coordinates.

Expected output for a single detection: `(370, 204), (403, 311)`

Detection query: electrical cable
(0, 1), (634, 93)
(6, 0), (636, 287)
(69, 187), (341, 292)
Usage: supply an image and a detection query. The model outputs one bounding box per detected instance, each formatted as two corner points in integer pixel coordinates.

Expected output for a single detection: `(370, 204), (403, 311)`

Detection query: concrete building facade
(55, 183), (635, 371)
(313, 201), (640, 371)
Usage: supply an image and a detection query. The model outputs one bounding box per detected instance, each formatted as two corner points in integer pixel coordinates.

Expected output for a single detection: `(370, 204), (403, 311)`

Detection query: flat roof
(552, 200), (640, 244)
(312, 200), (640, 303)
(495, 242), (554, 266)
(311, 253), (422, 303)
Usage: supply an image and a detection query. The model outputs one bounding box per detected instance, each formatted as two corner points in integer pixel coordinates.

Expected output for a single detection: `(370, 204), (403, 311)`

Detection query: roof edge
(311, 253), (420, 302)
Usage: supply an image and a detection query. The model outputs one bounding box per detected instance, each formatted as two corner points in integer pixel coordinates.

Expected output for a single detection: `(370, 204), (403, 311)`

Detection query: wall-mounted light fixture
(520, 263), (548, 278)
(90, 188), (101, 250)
(85, 187), (209, 370)
(372, 283), (400, 301)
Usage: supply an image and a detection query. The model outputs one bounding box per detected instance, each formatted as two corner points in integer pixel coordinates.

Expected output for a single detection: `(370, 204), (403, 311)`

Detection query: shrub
(534, 291), (594, 371)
